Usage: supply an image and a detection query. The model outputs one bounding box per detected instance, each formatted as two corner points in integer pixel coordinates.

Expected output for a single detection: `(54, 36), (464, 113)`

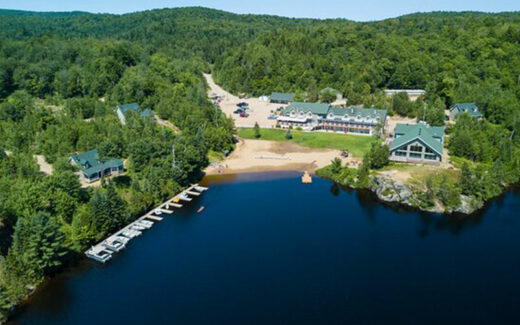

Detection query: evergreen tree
(331, 157), (342, 174)
(8, 212), (66, 280)
(460, 162), (476, 196)
(106, 181), (128, 227)
(253, 122), (261, 139)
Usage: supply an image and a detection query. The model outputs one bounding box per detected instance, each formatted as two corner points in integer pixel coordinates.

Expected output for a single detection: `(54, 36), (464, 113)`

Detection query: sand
(204, 73), (283, 129)
(206, 139), (349, 175)
(35, 155), (53, 175)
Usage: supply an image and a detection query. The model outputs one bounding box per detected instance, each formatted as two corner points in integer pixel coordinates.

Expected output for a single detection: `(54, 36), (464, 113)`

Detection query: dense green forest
(1, 6), (520, 322)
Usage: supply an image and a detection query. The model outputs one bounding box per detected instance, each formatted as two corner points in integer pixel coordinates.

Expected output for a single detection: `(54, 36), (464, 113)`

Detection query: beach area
(205, 139), (356, 175)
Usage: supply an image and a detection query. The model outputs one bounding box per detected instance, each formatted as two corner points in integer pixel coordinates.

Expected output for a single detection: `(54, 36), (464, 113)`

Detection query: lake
(10, 172), (520, 324)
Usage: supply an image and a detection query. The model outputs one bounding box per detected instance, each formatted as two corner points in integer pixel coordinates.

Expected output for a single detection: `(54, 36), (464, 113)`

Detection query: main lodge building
(276, 102), (387, 136)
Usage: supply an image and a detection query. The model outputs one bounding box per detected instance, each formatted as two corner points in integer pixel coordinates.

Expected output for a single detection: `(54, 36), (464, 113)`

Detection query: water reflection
(329, 179), (494, 237)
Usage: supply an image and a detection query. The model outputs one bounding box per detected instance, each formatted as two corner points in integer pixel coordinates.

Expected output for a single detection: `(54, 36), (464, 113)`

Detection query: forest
(1, 6), (520, 322)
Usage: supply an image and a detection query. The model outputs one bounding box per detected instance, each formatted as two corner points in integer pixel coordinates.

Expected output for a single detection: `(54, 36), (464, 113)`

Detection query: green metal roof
(71, 149), (123, 177)
(70, 149), (98, 168)
(270, 92), (295, 102)
(391, 123), (445, 156)
(330, 107), (387, 120)
(282, 102), (332, 116)
(116, 103), (153, 118)
(450, 103), (483, 117)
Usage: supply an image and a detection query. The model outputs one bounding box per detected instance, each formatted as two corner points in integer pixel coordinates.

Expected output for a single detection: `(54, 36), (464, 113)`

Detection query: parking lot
(204, 73), (286, 128)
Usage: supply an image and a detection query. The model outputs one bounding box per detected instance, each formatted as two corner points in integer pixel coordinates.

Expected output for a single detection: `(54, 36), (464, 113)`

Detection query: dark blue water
(10, 172), (520, 324)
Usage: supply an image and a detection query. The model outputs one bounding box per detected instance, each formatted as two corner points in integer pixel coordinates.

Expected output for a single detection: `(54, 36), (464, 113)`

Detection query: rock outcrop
(369, 176), (479, 215)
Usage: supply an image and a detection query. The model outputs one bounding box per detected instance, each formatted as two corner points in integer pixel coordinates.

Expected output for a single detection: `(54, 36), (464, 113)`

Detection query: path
(203, 73), (282, 129)
(34, 155), (53, 175)
(154, 114), (180, 133)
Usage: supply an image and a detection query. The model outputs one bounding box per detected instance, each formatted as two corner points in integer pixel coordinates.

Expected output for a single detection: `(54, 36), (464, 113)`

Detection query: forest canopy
(1, 6), (520, 323)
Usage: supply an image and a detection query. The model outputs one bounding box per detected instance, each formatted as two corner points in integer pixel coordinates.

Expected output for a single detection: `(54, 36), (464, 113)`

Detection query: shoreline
(205, 138), (351, 176)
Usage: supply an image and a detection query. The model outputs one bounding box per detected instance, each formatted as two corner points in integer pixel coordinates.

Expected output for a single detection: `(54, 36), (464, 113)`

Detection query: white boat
(121, 230), (140, 238)
(85, 246), (112, 263)
(103, 238), (126, 252)
(130, 224), (146, 231)
(139, 220), (154, 227)
(154, 209), (162, 215)
(114, 235), (130, 244)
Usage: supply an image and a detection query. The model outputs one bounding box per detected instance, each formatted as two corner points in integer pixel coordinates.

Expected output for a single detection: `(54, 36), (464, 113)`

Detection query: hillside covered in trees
(1, 6), (520, 322)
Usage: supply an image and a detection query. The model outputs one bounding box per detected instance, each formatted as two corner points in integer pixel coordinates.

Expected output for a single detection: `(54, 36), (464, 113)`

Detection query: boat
(139, 220), (154, 227)
(130, 224), (146, 231)
(85, 246), (112, 263)
(121, 230), (141, 238)
(197, 206), (205, 213)
(103, 237), (126, 252)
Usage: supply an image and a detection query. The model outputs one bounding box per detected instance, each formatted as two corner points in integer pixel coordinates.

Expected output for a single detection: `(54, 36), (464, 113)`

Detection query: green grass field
(237, 128), (375, 157)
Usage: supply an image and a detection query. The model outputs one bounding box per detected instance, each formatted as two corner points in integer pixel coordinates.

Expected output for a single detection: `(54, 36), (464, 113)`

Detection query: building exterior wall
(390, 140), (441, 164)
(270, 99), (291, 105)
(277, 118), (380, 135)
(82, 165), (124, 183)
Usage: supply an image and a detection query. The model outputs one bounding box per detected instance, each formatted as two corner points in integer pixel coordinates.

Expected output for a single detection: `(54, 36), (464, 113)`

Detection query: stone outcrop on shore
(370, 176), (482, 215)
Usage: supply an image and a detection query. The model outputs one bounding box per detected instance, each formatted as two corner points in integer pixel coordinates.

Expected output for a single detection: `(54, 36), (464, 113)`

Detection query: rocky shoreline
(370, 176), (483, 215)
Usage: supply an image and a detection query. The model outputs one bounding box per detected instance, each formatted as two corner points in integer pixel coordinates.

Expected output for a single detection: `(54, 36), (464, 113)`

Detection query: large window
(424, 147), (434, 154)
(394, 151), (407, 157)
(409, 145), (423, 153)
(410, 153), (422, 158)
(424, 154), (437, 160)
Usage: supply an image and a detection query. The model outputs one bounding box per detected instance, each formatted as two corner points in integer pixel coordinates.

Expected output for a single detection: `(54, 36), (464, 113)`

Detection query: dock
(302, 171), (312, 184)
(146, 215), (164, 221)
(85, 184), (208, 263)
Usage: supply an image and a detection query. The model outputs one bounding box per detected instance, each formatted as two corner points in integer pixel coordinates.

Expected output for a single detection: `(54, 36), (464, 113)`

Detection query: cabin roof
(391, 123), (445, 155)
(270, 92), (295, 102)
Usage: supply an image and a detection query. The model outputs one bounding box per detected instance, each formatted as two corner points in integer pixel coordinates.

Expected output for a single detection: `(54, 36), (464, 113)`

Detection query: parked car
(233, 108), (244, 114)
(268, 114), (278, 120)
(239, 112), (249, 118)
(237, 102), (248, 107)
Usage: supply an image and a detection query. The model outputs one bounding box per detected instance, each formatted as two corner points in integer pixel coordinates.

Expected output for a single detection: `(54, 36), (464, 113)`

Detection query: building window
(394, 151), (407, 157)
(409, 145), (423, 153)
(424, 154), (437, 160)
(424, 147), (434, 154)
(410, 153), (422, 159)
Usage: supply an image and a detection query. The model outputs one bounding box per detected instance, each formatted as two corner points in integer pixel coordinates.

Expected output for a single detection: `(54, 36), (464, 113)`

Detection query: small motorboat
(197, 206), (205, 213)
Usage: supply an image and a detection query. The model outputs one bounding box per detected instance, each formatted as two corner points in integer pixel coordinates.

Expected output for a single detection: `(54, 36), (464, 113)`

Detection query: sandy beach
(206, 139), (351, 175)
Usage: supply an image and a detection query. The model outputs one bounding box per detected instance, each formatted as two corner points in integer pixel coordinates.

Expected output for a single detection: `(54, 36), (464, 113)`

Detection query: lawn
(237, 128), (375, 157)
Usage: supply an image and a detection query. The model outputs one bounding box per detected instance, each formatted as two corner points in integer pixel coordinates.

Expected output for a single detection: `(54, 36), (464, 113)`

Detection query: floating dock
(302, 171), (312, 184)
(85, 184), (208, 263)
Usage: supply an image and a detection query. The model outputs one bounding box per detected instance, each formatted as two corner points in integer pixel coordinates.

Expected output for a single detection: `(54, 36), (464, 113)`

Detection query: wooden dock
(302, 171), (312, 184)
(85, 184), (208, 263)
